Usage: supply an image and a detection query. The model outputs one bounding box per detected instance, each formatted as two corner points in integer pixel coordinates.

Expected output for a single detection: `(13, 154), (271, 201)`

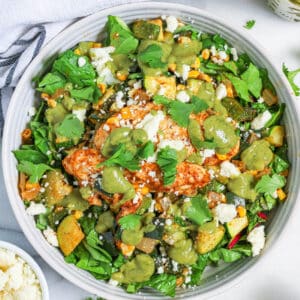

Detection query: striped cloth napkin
(0, 0), (147, 133)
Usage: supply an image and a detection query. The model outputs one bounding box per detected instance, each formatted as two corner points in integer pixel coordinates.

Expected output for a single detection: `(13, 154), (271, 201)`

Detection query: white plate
(2, 2), (300, 299)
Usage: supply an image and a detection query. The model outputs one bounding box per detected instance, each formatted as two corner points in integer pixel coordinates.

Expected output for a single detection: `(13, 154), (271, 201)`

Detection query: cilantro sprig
(244, 20), (256, 30)
(138, 44), (167, 68)
(255, 174), (286, 194)
(282, 63), (300, 96)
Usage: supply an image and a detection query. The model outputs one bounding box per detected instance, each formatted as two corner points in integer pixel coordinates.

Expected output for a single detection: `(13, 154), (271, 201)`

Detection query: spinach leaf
(55, 114), (84, 139)
(157, 146), (178, 186)
(146, 274), (177, 297)
(255, 174), (286, 194)
(70, 86), (102, 103)
(224, 61), (238, 75)
(17, 161), (53, 183)
(13, 149), (48, 164)
(53, 50), (96, 88)
(83, 241), (112, 264)
(118, 214), (141, 230)
(106, 15), (138, 54)
(241, 63), (262, 98)
(226, 73), (251, 102)
(138, 44), (167, 68)
(37, 72), (66, 95)
(184, 195), (212, 225)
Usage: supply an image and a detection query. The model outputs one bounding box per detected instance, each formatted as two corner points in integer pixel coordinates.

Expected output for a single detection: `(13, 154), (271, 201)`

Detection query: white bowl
(2, 2), (300, 299)
(0, 241), (49, 300)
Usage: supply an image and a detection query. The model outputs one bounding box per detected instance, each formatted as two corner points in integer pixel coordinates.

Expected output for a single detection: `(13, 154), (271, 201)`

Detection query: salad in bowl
(13, 15), (289, 297)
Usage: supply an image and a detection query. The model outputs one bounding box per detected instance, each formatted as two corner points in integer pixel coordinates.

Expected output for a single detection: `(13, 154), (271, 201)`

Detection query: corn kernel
(176, 277), (184, 287)
(224, 54), (230, 62)
(188, 70), (200, 79)
(92, 42), (102, 48)
(191, 57), (200, 69)
(178, 36), (191, 44)
(120, 243), (135, 256)
(22, 128), (32, 141)
(121, 107), (132, 120)
(216, 153), (227, 161)
(237, 206), (246, 218)
(97, 83), (106, 94)
(249, 170), (259, 176)
(281, 169), (289, 177)
(74, 48), (82, 55)
(41, 93), (50, 101)
(73, 210), (83, 219)
(277, 189), (287, 201)
(201, 49), (210, 60)
(116, 72), (128, 81)
(198, 72), (212, 82)
(25, 182), (40, 191)
(141, 186), (149, 195)
(168, 63), (176, 72)
(176, 84), (186, 91)
(106, 117), (119, 126)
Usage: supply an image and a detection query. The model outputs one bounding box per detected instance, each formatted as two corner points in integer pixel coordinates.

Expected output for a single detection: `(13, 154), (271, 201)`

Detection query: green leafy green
(101, 144), (140, 171)
(137, 141), (155, 159)
(157, 146), (178, 186)
(184, 195), (212, 225)
(153, 95), (170, 105)
(146, 274), (177, 297)
(260, 194), (277, 211)
(231, 244), (252, 257)
(191, 96), (209, 113)
(190, 254), (208, 285)
(270, 155), (289, 173)
(118, 214), (142, 230)
(241, 63), (262, 98)
(224, 61), (238, 75)
(244, 20), (256, 30)
(226, 73), (251, 102)
(259, 68), (276, 94)
(106, 15), (138, 54)
(168, 101), (194, 127)
(282, 63), (300, 96)
(70, 86), (101, 103)
(209, 248), (242, 263)
(174, 25), (200, 40)
(13, 149), (48, 164)
(53, 50), (96, 88)
(37, 72), (66, 95)
(255, 174), (286, 194)
(35, 212), (49, 230)
(17, 161), (52, 183)
(55, 114), (84, 139)
(138, 44), (167, 68)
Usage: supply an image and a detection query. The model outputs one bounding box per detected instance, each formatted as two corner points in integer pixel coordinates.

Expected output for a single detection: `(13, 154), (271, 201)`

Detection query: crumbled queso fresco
(0, 248), (42, 300)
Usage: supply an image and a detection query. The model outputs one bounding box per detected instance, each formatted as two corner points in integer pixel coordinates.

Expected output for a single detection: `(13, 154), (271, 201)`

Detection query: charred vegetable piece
(132, 20), (161, 40)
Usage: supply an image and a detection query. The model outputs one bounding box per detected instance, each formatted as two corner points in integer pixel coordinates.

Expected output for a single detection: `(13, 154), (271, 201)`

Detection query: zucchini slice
(225, 216), (248, 238)
(266, 125), (285, 147)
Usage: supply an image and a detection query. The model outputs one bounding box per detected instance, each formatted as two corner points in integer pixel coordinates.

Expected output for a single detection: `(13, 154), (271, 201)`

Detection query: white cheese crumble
(72, 108), (86, 122)
(43, 227), (59, 247)
(157, 266), (164, 274)
(165, 16), (178, 33)
(181, 64), (190, 81)
(165, 219), (173, 226)
(103, 124), (110, 132)
(108, 279), (119, 286)
(220, 161), (241, 178)
(251, 110), (272, 130)
(216, 83), (227, 100)
(257, 97), (265, 103)
(115, 91), (125, 109)
(230, 48), (238, 61)
(0, 248), (42, 300)
(158, 139), (185, 151)
(218, 50), (227, 60)
(176, 90), (190, 103)
(26, 202), (46, 216)
(200, 149), (215, 159)
(215, 203), (237, 224)
(136, 110), (164, 142)
(247, 225), (266, 256)
(210, 45), (217, 56)
(28, 107), (36, 117)
(77, 57), (86, 67)
(216, 130), (228, 143)
(133, 80), (142, 90)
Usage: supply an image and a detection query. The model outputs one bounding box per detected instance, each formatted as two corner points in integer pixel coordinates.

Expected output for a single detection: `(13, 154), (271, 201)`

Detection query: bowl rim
(0, 240), (50, 300)
(2, 1), (299, 299)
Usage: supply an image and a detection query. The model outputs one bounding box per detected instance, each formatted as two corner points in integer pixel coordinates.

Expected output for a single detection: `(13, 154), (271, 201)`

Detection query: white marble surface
(1, 0), (300, 299)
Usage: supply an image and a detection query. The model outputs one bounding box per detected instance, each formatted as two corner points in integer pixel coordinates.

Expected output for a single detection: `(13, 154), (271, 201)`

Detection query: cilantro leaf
(174, 25), (200, 40)
(255, 174), (286, 194)
(101, 144), (140, 171)
(146, 274), (176, 297)
(153, 95), (170, 105)
(70, 86), (102, 103)
(157, 146), (178, 186)
(183, 195), (212, 225)
(55, 114), (84, 139)
(138, 44), (167, 68)
(224, 61), (238, 75)
(168, 101), (194, 127)
(137, 141), (155, 159)
(37, 72), (66, 95)
(244, 20), (256, 30)
(118, 214), (141, 230)
(191, 96), (209, 113)
(270, 155), (289, 173)
(241, 63), (262, 98)
(17, 161), (52, 183)
(226, 73), (251, 102)
(282, 63), (300, 96)
(53, 50), (96, 88)
(106, 15), (138, 54)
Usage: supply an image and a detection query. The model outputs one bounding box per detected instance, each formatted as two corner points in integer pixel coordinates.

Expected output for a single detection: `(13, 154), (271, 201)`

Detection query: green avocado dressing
(241, 140), (274, 171)
(203, 115), (239, 154)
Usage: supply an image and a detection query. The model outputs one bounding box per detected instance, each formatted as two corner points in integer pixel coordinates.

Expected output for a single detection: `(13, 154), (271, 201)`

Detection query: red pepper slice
(228, 233), (242, 249)
(257, 212), (268, 220)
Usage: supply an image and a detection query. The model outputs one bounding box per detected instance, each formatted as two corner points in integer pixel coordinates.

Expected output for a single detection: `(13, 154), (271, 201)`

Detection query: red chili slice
(228, 233), (242, 249)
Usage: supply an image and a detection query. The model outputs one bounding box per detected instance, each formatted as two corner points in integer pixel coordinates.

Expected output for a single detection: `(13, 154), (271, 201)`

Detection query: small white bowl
(0, 241), (49, 300)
